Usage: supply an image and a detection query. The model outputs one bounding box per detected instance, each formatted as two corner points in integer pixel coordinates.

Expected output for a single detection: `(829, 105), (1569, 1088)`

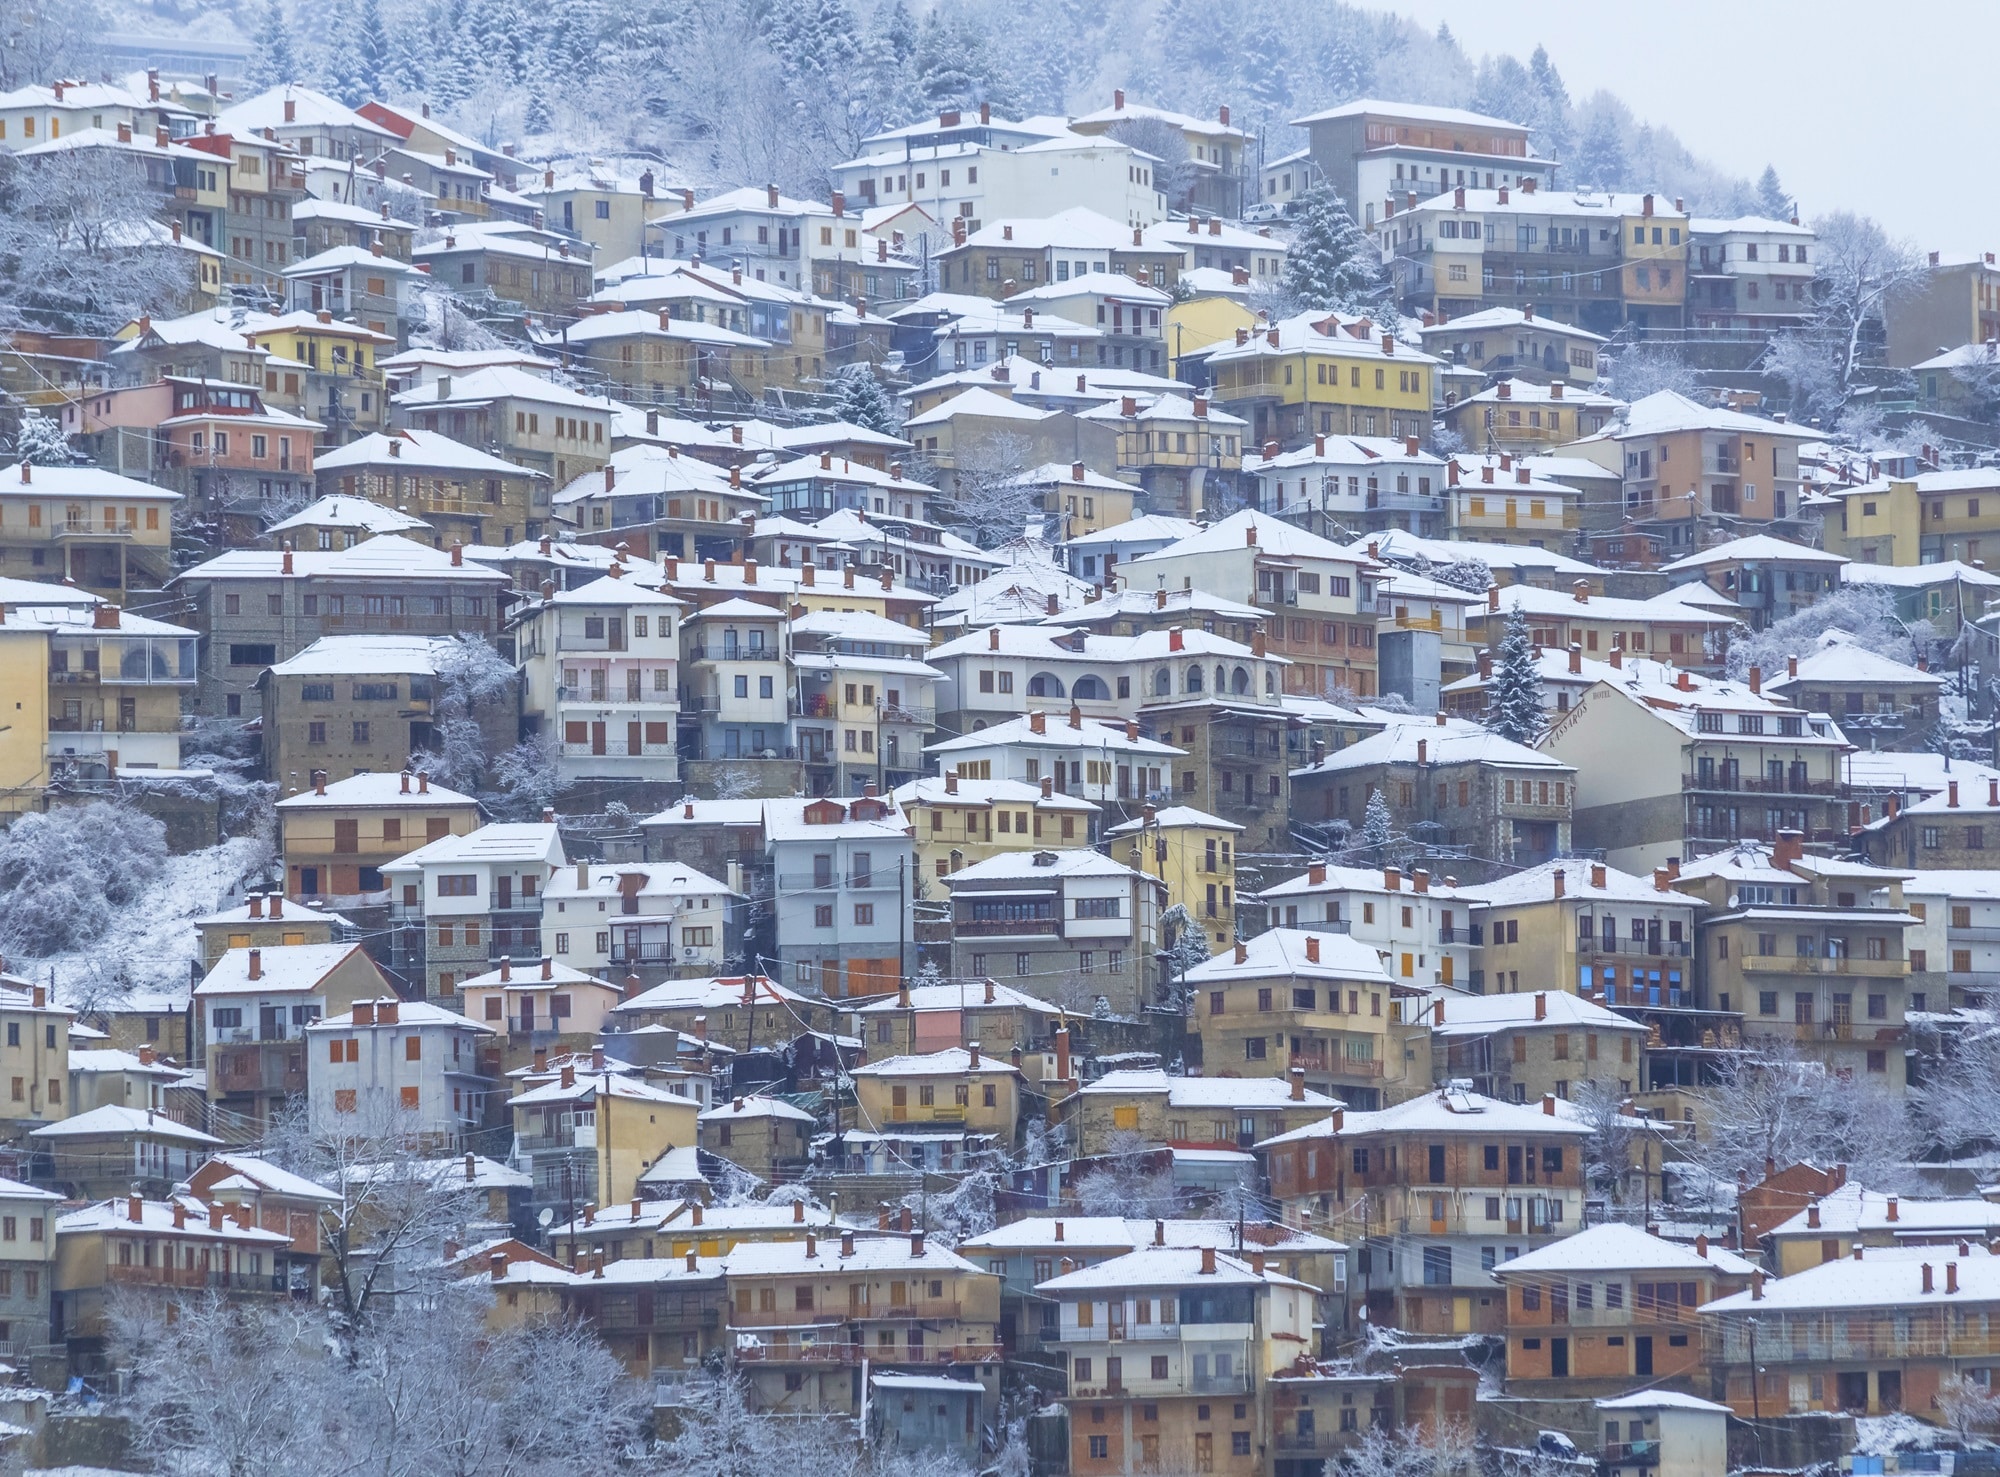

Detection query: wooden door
(591, 722), (607, 756)
(628, 721), (643, 756)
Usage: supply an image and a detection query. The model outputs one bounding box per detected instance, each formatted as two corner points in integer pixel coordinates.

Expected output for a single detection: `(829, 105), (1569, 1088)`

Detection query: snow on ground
(13, 836), (268, 1007)
(1853, 1413), (1945, 1455)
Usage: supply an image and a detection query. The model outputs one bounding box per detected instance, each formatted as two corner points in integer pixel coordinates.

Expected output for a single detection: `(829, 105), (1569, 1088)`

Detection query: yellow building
(1446, 452), (1585, 546)
(1820, 469), (2000, 569)
(0, 969), (73, 1133)
(1005, 461), (1139, 541)
(1440, 380), (1623, 457)
(1200, 312), (1439, 453)
(1185, 930), (1431, 1108)
(1068, 1063), (1339, 1157)
(0, 460), (181, 596)
(1165, 289), (1257, 377)
(509, 1068), (700, 1208)
(892, 773), (1099, 884)
(242, 311), (394, 441)
(273, 770), (482, 902)
(1104, 804), (1243, 951)
(0, 620), (50, 816)
(848, 1046), (1021, 1142)
(1075, 391), (1250, 520)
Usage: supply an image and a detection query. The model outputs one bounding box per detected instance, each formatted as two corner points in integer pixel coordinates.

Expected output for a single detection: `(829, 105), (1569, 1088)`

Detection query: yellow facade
(1166, 296), (1257, 374)
(1822, 480), (1927, 566)
(0, 630), (50, 817)
(1109, 808), (1242, 948)
(850, 1052), (1020, 1139)
(897, 778), (1096, 884)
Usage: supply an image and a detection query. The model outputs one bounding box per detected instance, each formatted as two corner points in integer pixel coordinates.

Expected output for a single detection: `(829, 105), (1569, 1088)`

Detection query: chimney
(1535, 992), (1548, 1021)
(1590, 862), (1606, 890)
(209, 1203), (224, 1230)
(1950, 1262), (1961, 1294)
(911, 1231), (926, 1257)
(1923, 1262), (1935, 1293)
(1235, 942), (1248, 964)
(1055, 1021), (1071, 1081)
(561, 1064), (575, 1089)
(1542, 1092), (1556, 1116)
(1553, 868), (1565, 899)
(1304, 936), (1319, 964)
(247, 948), (262, 981)
(249, 893), (265, 920)
(1385, 866), (1401, 891)
(794, 1200), (806, 1223)
(1434, 999), (1445, 1026)
(1807, 1202), (1821, 1229)
(1200, 1246), (1217, 1275)
(1888, 1195), (1900, 1222)
(1752, 1271), (1766, 1299)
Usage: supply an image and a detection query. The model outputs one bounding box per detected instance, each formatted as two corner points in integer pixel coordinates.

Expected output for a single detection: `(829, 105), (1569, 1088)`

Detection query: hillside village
(0, 11), (1998, 1477)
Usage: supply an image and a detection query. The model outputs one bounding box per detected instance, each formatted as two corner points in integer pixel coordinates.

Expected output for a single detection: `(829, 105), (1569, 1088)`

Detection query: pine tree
(1355, 788), (1393, 859)
(1570, 106), (1627, 191)
(1528, 44), (1573, 166)
(828, 363), (898, 435)
(12, 410), (78, 464)
(356, 0), (390, 96)
(1486, 603), (1547, 744)
(251, 0), (298, 88)
(1277, 186), (1386, 314)
(1756, 164), (1790, 220)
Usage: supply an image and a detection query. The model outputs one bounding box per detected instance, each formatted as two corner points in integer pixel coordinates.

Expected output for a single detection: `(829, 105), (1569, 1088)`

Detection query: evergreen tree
(250, 0), (298, 88)
(827, 363), (898, 435)
(12, 410), (79, 463)
(1276, 187), (1386, 314)
(1570, 106), (1627, 190)
(356, 0), (390, 97)
(1756, 164), (1790, 220)
(1485, 603), (1547, 744)
(1354, 788), (1394, 861)
(1528, 44), (1573, 166)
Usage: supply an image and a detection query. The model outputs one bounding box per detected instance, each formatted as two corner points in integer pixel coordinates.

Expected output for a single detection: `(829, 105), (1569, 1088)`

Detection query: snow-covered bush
(0, 802), (166, 956)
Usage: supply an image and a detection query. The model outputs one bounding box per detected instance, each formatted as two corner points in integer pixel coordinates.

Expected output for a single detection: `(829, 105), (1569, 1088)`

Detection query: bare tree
(1693, 1036), (1916, 1193)
(926, 432), (1045, 549)
(1938, 1372), (2000, 1444)
(1605, 344), (1699, 402)
(1571, 1079), (1643, 1206)
(0, 148), (196, 333)
(1328, 1419), (1480, 1476)
(1764, 212), (1924, 424)
(1072, 1130), (1181, 1218)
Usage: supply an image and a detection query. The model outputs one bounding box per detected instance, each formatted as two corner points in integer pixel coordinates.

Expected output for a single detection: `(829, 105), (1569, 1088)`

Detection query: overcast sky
(1387, 0), (2000, 258)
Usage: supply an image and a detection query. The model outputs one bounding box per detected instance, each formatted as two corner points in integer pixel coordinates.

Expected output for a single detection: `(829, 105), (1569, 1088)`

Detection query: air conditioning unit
(682, 947), (703, 958)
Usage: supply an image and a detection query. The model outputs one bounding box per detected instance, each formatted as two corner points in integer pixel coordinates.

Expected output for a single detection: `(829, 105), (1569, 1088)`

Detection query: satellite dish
(537, 1208), (555, 1227)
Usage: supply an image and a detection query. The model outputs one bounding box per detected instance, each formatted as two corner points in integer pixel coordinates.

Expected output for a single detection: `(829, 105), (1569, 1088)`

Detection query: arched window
(1186, 665), (1204, 693)
(1232, 666), (1250, 694)
(1072, 674), (1110, 701)
(1215, 665), (1227, 694)
(1265, 669), (1277, 694)
(1153, 668), (1172, 697)
(1027, 672), (1066, 698)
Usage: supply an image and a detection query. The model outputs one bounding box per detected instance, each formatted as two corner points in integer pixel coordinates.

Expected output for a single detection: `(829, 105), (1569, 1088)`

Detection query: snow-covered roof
(1765, 1181), (2000, 1241)
(314, 428), (543, 479)
(1766, 631), (1942, 692)
(1427, 988), (1648, 1039)
(58, 1194), (290, 1240)
(1596, 1391), (1734, 1413)
(1259, 861), (1470, 903)
(851, 979), (1068, 1016)
(1063, 513), (1203, 548)
(1844, 558), (2000, 590)
(1103, 805), (1241, 836)
(614, 974), (809, 1014)
(902, 386), (1058, 429)
(699, 1094), (817, 1124)
(890, 776), (1097, 815)
(262, 495), (432, 537)
(1078, 1068), (1341, 1112)
(1660, 534), (1847, 573)
(1258, 1087), (1594, 1147)
(1615, 389), (1815, 441)
(945, 848), (1152, 887)
(267, 633), (454, 678)
(378, 822), (563, 871)
(1423, 306), (1606, 342)
(177, 535), (508, 585)
(309, 998), (491, 1033)
(1180, 929), (1389, 986)
(275, 771), (478, 810)
(32, 1105), (221, 1143)
(926, 713), (1183, 757)
(1703, 1243), (2000, 1314)
(194, 943), (368, 998)
(1291, 98), (1530, 131)
(217, 85), (399, 139)
(197, 1152), (342, 1203)
(1291, 720), (1570, 777)
(721, 1232), (985, 1278)
(508, 1070), (696, 1109)
(1036, 1245), (1314, 1294)
(851, 1048), (1020, 1079)
(1459, 857), (1696, 908)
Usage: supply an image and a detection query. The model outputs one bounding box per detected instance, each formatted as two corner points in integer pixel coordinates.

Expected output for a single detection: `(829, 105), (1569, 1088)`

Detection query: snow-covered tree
(1694, 1035), (1916, 1193)
(1073, 1130), (1180, 1217)
(1345, 787), (1395, 866)
(1606, 344), (1699, 401)
(1104, 115), (1197, 213)
(413, 634), (519, 793)
(0, 149), (198, 333)
(1572, 1079), (1643, 1204)
(1938, 1372), (2000, 1443)
(1158, 901), (1213, 1012)
(926, 432), (1045, 549)
(1756, 164), (1790, 220)
(827, 362), (900, 434)
(0, 802), (167, 957)
(1568, 102), (1628, 190)
(1329, 1419), (1479, 1476)
(250, 0), (300, 87)
(1728, 583), (1922, 681)
(1275, 187), (1386, 316)
(1765, 212), (1924, 425)
(485, 733), (566, 821)
(1485, 602), (1547, 744)
(11, 409), (79, 464)
(1431, 554), (1492, 594)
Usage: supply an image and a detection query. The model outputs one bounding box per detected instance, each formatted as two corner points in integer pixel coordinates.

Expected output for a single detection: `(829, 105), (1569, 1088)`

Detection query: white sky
(1384, 0), (2000, 257)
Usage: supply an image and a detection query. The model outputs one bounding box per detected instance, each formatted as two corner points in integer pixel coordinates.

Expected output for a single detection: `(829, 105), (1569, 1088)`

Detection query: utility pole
(1747, 1316), (1762, 1470)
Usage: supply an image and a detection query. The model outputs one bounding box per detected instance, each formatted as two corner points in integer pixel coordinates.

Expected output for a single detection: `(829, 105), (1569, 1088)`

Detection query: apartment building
(514, 572), (684, 784)
(314, 428), (552, 547)
(893, 774), (1099, 883)
(1598, 390), (1816, 551)
(173, 536), (506, 721)
(540, 860), (741, 982)
(1687, 216), (1816, 332)
(1658, 534), (1847, 632)
(1439, 381), (1622, 458)
(1038, 1245), (1317, 1477)
(1429, 989), (1649, 1107)
(1674, 837), (1918, 1089)
(1242, 434), (1449, 547)
(412, 223), (594, 315)
(850, 978), (1068, 1063)
(1821, 468), (2000, 570)
(848, 1045), (1021, 1149)
(1073, 392), (1248, 519)
(1104, 805), (1242, 952)
(1068, 1066), (1338, 1162)
(1128, 509), (1379, 702)
(612, 974), (842, 1056)
(1543, 669), (1851, 874)
(550, 444), (749, 564)
(390, 365), (614, 487)
(0, 972), (75, 1139)
(508, 1065), (699, 1213)
(722, 1231), (1001, 1417)
(1257, 862), (1477, 992)
(1289, 717), (1576, 882)
(1259, 1088), (1592, 1335)
(943, 848), (1164, 1015)
(273, 770), (480, 902)
(1494, 1223), (1756, 1395)
(381, 821), (566, 1001)
(1764, 636), (1941, 750)
(1418, 306), (1604, 386)
(927, 712), (1181, 812)
(1464, 581), (1736, 673)
(260, 632), (515, 794)
(789, 609), (941, 794)
(1196, 313), (1439, 454)
(1886, 251), (2000, 366)
(0, 461), (179, 596)
(193, 942), (394, 1126)
(1288, 100), (1550, 230)
(936, 209), (1184, 302)
(1379, 186), (1687, 335)
(768, 792), (916, 999)
(304, 997), (492, 1144)
(675, 596), (794, 774)
(1185, 930), (1427, 1109)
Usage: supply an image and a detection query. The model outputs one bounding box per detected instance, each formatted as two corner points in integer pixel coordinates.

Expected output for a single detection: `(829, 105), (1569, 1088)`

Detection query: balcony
(1743, 955), (1906, 978)
(730, 1339), (1001, 1366)
(1602, 1441), (1660, 1466)
(776, 873), (898, 891)
(686, 645), (783, 662)
(106, 1266), (287, 1294)
(880, 703), (935, 727)
(1682, 773), (1847, 798)
(953, 917), (1059, 938)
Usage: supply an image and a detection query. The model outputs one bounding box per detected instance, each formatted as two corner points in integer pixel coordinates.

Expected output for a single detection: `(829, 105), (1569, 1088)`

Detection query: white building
(1257, 860), (1477, 991)
(927, 711), (1182, 807)
(541, 859), (741, 981)
(831, 109), (1165, 233)
(305, 996), (493, 1142)
(514, 572), (685, 783)
(380, 821), (567, 1000)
